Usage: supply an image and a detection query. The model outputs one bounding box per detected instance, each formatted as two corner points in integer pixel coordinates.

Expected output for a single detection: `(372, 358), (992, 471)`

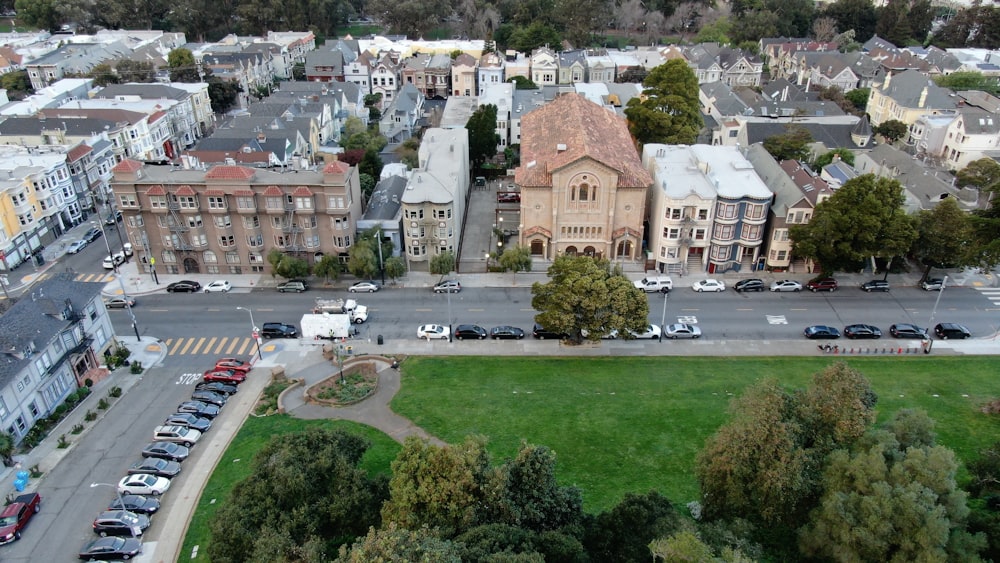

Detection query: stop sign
(252, 330), (259, 339)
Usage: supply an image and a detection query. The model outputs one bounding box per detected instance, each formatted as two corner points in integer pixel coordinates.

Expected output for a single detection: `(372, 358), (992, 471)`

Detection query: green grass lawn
(392, 356), (1000, 511)
(179, 416), (401, 562)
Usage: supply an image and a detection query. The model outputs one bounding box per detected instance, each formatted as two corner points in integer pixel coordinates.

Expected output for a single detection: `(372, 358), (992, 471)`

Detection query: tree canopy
(167, 48), (201, 83)
(912, 197), (975, 275)
(874, 119), (908, 143)
(624, 59), (702, 146)
(466, 104), (501, 168)
(762, 125), (813, 162)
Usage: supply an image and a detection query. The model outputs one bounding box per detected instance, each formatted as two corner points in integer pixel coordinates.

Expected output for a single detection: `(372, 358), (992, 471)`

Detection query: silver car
(664, 323), (702, 339)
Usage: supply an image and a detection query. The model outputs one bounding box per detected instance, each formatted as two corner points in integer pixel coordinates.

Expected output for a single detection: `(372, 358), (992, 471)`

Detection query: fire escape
(167, 196), (194, 252)
(282, 196), (304, 253)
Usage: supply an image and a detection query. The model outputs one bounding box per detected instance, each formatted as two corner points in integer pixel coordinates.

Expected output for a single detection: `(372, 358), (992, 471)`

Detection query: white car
(417, 324), (450, 340)
(628, 325), (662, 339)
(102, 252), (126, 269)
(203, 280), (232, 293)
(692, 279), (726, 292)
(769, 280), (803, 292)
(664, 323), (702, 339)
(118, 473), (171, 496)
(349, 281), (381, 293)
(66, 239), (89, 254)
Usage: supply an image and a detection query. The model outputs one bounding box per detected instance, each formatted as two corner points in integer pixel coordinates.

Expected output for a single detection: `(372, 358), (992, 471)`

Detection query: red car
(202, 369), (246, 384)
(213, 357), (252, 373)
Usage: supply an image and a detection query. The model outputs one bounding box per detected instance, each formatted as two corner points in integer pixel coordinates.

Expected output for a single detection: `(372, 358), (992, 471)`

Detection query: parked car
(806, 278), (839, 292)
(190, 390), (227, 407)
(104, 296), (136, 309)
(152, 425), (202, 447)
(628, 325), (662, 339)
(844, 324), (882, 339)
(117, 474), (171, 496)
(83, 227), (103, 242)
(104, 210), (123, 225)
(175, 401), (220, 419)
(195, 381), (238, 395)
(633, 275), (674, 293)
(166, 280), (201, 293)
(498, 192), (520, 203)
(664, 323), (702, 339)
(921, 278), (944, 291)
(734, 278), (765, 292)
(417, 324), (450, 340)
(804, 325), (841, 339)
(433, 280), (462, 293)
(141, 441), (190, 461)
(491, 326), (525, 339)
(127, 457), (182, 478)
(532, 324), (568, 340)
(860, 279), (891, 292)
(66, 239), (89, 254)
(122, 242), (133, 257)
(78, 536), (142, 561)
(889, 323), (928, 339)
(934, 323), (971, 339)
(164, 412), (212, 433)
(102, 252), (126, 270)
(0, 492), (41, 544)
(769, 280), (803, 292)
(692, 279), (726, 292)
(276, 280), (308, 293)
(203, 280), (231, 293)
(454, 324), (487, 340)
(202, 369), (245, 385)
(92, 510), (150, 537)
(260, 322), (298, 338)
(213, 357), (252, 373)
(348, 281), (381, 293)
(107, 495), (159, 515)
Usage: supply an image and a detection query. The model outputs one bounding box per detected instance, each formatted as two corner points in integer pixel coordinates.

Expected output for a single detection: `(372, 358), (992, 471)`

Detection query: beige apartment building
(110, 159), (362, 275)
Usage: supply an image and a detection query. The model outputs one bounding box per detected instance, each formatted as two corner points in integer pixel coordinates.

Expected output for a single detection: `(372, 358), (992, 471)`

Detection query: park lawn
(392, 356), (1000, 512)
(180, 416), (401, 563)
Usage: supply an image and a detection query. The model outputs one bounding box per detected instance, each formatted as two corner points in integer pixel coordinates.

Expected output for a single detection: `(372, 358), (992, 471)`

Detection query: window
(302, 216), (317, 229)
(247, 233), (263, 247)
(716, 202), (737, 219)
(243, 215), (260, 229)
(694, 228), (706, 240)
(28, 402), (38, 418)
(776, 250), (787, 261)
(187, 215), (203, 228)
(266, 196), (283, 209)
(162, 250), (176, 263)
(663, 227), (680, 239)
(150, 195), (166, 208)
(328, 195), (345, 209)
(697, 208), (708, 220)
(249, 252), (264, 264)
(710, 245), (730, 260)
(295, 197), (313, 209)
(177, 196), (197, 209)
(714, 224), (734, 240)
(745, 203), (766, 220)
(119, 194), (138, 207)
(225, 251), (240, 264)
(773, 229), (789, 242)
(741, 224), (761, 240)
(214, 215), (232, 228)
(667, 208), (681, 220)
(208, 196), (226, 209)
(204, 250), (217, 263)
(237, 196), (255, 209)
(219, 235), (235, 247)
(128, 215), (144, 228)
(0, 398), (7, 420)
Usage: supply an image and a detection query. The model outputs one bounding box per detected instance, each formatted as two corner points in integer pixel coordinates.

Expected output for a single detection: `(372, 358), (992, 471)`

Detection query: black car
(194, 381), (238, 396)
(860, 279), (891, 292)
(734, 278), (765, 292)
(83, 227), (103, 242)
(934, 323), (971, 339)
(889, 323), (928, 339)
(260, 322), (298, 338)
(166, 280), (202, 293)
(490, 325), (525, 339)
(164, 412), (212, 433)
(79, 536), (142, 560)
(128, 457), (182, 478)
(532, 324), (567, 340)
(804, 325), (841, 339)
(176, 400), (221, 419)
(190, 390), (227, 406)
(454, 324), (487, 340)
(92, 510), (150, 537)
(844, 324), (882, 339)
(104, 211), (123, 225)
(141, 441), (190, 462)
(108, 494), (160, 515)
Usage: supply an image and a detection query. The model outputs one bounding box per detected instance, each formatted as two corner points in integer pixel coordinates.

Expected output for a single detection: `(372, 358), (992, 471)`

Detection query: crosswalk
(34, 272), (119, 283)
(164, 337), (259, 357)
(976, 287), (1000, 309)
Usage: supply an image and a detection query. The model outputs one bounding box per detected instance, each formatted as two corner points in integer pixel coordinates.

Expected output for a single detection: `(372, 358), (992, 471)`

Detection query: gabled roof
(113, 159), (144, 172)
(877, 69), (956, 111)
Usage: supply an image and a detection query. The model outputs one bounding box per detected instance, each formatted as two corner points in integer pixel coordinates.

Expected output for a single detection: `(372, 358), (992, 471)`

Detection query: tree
(0, 71), (32, 101)
(531, 255), (649, 342)
(430, 251), (456, 275)
(168, 48), (201, 83)
(336, 523), (462, 562)
(359, 149), (384, 180)
(934, 73), (999, 97)
(762, 125), (813, 162)
(347, 239), (379, 279)
(799, 409), (986, 561)
(292, 62), (306, 81)
(811, 148), (855, 169)
(467, 104), (501, 168)
(498, 245), (532, 283)
(957, 158), (1000, 192)
(88, 63), (120, 87)
(584, 491), (683, 562)
(912, 197), (975, 278)
(507, 75), (539, 90)
(116, 60), (156, 83)
(14, 0), (59, 30)
(208, 77), (242, 114)
(812, 16), (838, 42)
(844, 87), (870, 112)
(506, 21), (562, 53)
(358, 173), (376, 202)
(313, 255), (343, 284)
(0, 432), (14, 467)
(366, 0), (452, 38)
(822, 0), (877, 45)
(789, 174), (917, 274)
(649, 530), (753, 562)
(874, 119), (908, 143)
(207, 428), (389, 562)
(694, 18), (733, 44)
(480, 443), (583, 532)
(625, 60), (701, 146)
(384, 256), (407, 283)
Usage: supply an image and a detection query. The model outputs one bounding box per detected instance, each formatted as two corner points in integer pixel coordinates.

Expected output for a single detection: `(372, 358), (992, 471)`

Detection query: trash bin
(377, 335), (384, 345)
(35, 254), (45, 266)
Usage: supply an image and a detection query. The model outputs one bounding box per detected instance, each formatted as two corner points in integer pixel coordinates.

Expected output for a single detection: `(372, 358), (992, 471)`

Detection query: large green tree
(799, 409), (986, 561)
(762, 125), (813, 162)
(313, 254), (343, 283)
(531, 255), (649, 342)
(336, 523), (462, 562)
(912, 197), (975, 278)
(167, 48), (201, 83)
(430, 251), (456, 276)
(957, 158), (1000, 192)
(584, 491), (684, 562)
(624, 59), (701, 146)
(934, 71), (1000, 97)
(498, 245), (532, 282)
(347, 239), (379, 280)
(466, 103), (501, 168)
(789, 174), (917, 274)
(0, 71), (32, 101)
(13, 0), (59, 30)
(821, 0), (877, 47)
(874, 119), (908, 143)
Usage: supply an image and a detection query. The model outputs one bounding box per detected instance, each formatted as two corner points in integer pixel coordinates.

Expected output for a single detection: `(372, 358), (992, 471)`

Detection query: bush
(70, 424), (84, 434)
(53, 404), (68, 418)
(57, 435), (69, 449)
(29, 465), (42, 478)
(97, 398), (109, 410)
(84, 410), (97, 421)
(84, 378), (93, 387)
(76, 386), (91, 400)
(130, 361), (143, 374)
(108, 386), (122, 398)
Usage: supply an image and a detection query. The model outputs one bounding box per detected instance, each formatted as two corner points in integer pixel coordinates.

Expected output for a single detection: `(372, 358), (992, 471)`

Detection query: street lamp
(93, 219), (141, 342)
(446, 282), (453, 342)
(925, 275), (948, 353)
(236, 306), (263, 360)
(485, 252), (490, 272)
(659, 288), (670, 342)
(90, 482), (136, 538)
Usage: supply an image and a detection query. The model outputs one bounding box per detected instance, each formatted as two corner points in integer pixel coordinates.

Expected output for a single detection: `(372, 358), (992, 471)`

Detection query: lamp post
(376, 227), (385, 286)
(236, 306), (263, 360)
(90, 482), (136, 538)
(0, 274), (9, 301)
(94, 219), (141, 341)
(659, 288), (670, 342)
(925, 275), (948, 352)
(485, 252), (490, 272)
(446, 282), (453, 342)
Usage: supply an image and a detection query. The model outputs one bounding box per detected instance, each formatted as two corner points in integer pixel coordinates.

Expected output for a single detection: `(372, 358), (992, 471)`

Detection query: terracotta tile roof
(292, 186), (313, 196)
(205, 165), (256, 180)
(113, 159), (144, 173)
(514, 93), (651, 189)
(204, 189), (225, 196)
(149, 110), (167, 122)
(174, 185), (196, 196)
(66, 144), (93, 162)
(324, 161), (350, 174)
(234, 190), (255, 196)
(146, 185), (166, 196)
(262, 185), (284, 196)
(523, 225), (552, 238)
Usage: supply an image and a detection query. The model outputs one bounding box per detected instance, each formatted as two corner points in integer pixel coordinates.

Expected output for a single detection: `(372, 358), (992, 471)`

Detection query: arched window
(203, 250), (217, 263)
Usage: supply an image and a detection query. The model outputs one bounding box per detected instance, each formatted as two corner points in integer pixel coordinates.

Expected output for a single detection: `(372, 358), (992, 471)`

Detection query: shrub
(76, 386), (91, 400)
(53, 404), (68, 418)
(84, 410), (97, 421)
(108, 386), (122, 398)
(63, 394), (79, 408)
(84, 378), (93, 387)
(70, 423), (84, 434)
(97, 398), (109, 410)
(29, 465), (42, 478)
(130, 361), (143, 374)
(57, 435), (69, 448)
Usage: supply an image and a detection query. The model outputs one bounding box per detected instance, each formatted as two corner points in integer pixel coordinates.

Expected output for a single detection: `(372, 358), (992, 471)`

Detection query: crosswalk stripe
(179, 338), (196, 355)
(162, 337), (255, 356)
(212, 337), (228, 355)
(168, 339), (183, 355)
(203, 337), (218, 355)
(225, 338), (240, 355)
(189, 337), (207, 355)
(236, 339), (251, 356)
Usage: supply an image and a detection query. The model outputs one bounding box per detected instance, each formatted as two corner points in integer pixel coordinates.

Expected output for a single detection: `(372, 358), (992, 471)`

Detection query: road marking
(257, 308), (274, 311)
(225, 338), (240, 355)
(468, 308), (485, 311)
(415, 308), (433, 312)
(168, 339), (183, 354)
(736, 308), (753, 311)
(677, 315), (698, 324)
(190, 338), (208, 355)
(520, 308), (535, 312)
(680, 308), (700, 311)
(176, 372), (200, 385)
(179, 338), (197, 355)
(790, 308), (808, 311)
(206, 308), (220, 312)
(236, 339), (252, 355)
(766, 315), (788, 325)
(204, 337), (218, 355)
(149, 308), (169, 312)
(212, 338), (228, 355)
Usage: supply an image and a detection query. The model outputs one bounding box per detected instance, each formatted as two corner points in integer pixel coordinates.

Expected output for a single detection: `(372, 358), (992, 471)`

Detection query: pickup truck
(0, 492), (41, 544)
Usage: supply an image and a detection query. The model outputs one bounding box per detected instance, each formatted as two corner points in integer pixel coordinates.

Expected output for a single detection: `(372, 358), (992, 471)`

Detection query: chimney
(883, 72), (891, 89)
(918, 86), (928, 108)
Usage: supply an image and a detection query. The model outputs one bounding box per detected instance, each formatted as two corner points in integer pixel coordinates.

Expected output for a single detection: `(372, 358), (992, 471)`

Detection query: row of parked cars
(803, 322), (971, 340)
(417, 323), (703, 340)
(634, 275), (949, 294)
(78, 357), (252, 561)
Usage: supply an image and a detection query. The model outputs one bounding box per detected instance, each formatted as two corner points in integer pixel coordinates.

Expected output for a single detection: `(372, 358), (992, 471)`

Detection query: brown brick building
(110, 159), (362, 275)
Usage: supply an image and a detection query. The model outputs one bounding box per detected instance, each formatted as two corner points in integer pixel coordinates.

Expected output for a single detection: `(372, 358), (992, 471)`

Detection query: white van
(633, 275), (673, 293)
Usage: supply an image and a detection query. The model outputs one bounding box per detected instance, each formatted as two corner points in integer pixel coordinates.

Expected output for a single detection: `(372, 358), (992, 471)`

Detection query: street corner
(145, 342), (163, 353)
